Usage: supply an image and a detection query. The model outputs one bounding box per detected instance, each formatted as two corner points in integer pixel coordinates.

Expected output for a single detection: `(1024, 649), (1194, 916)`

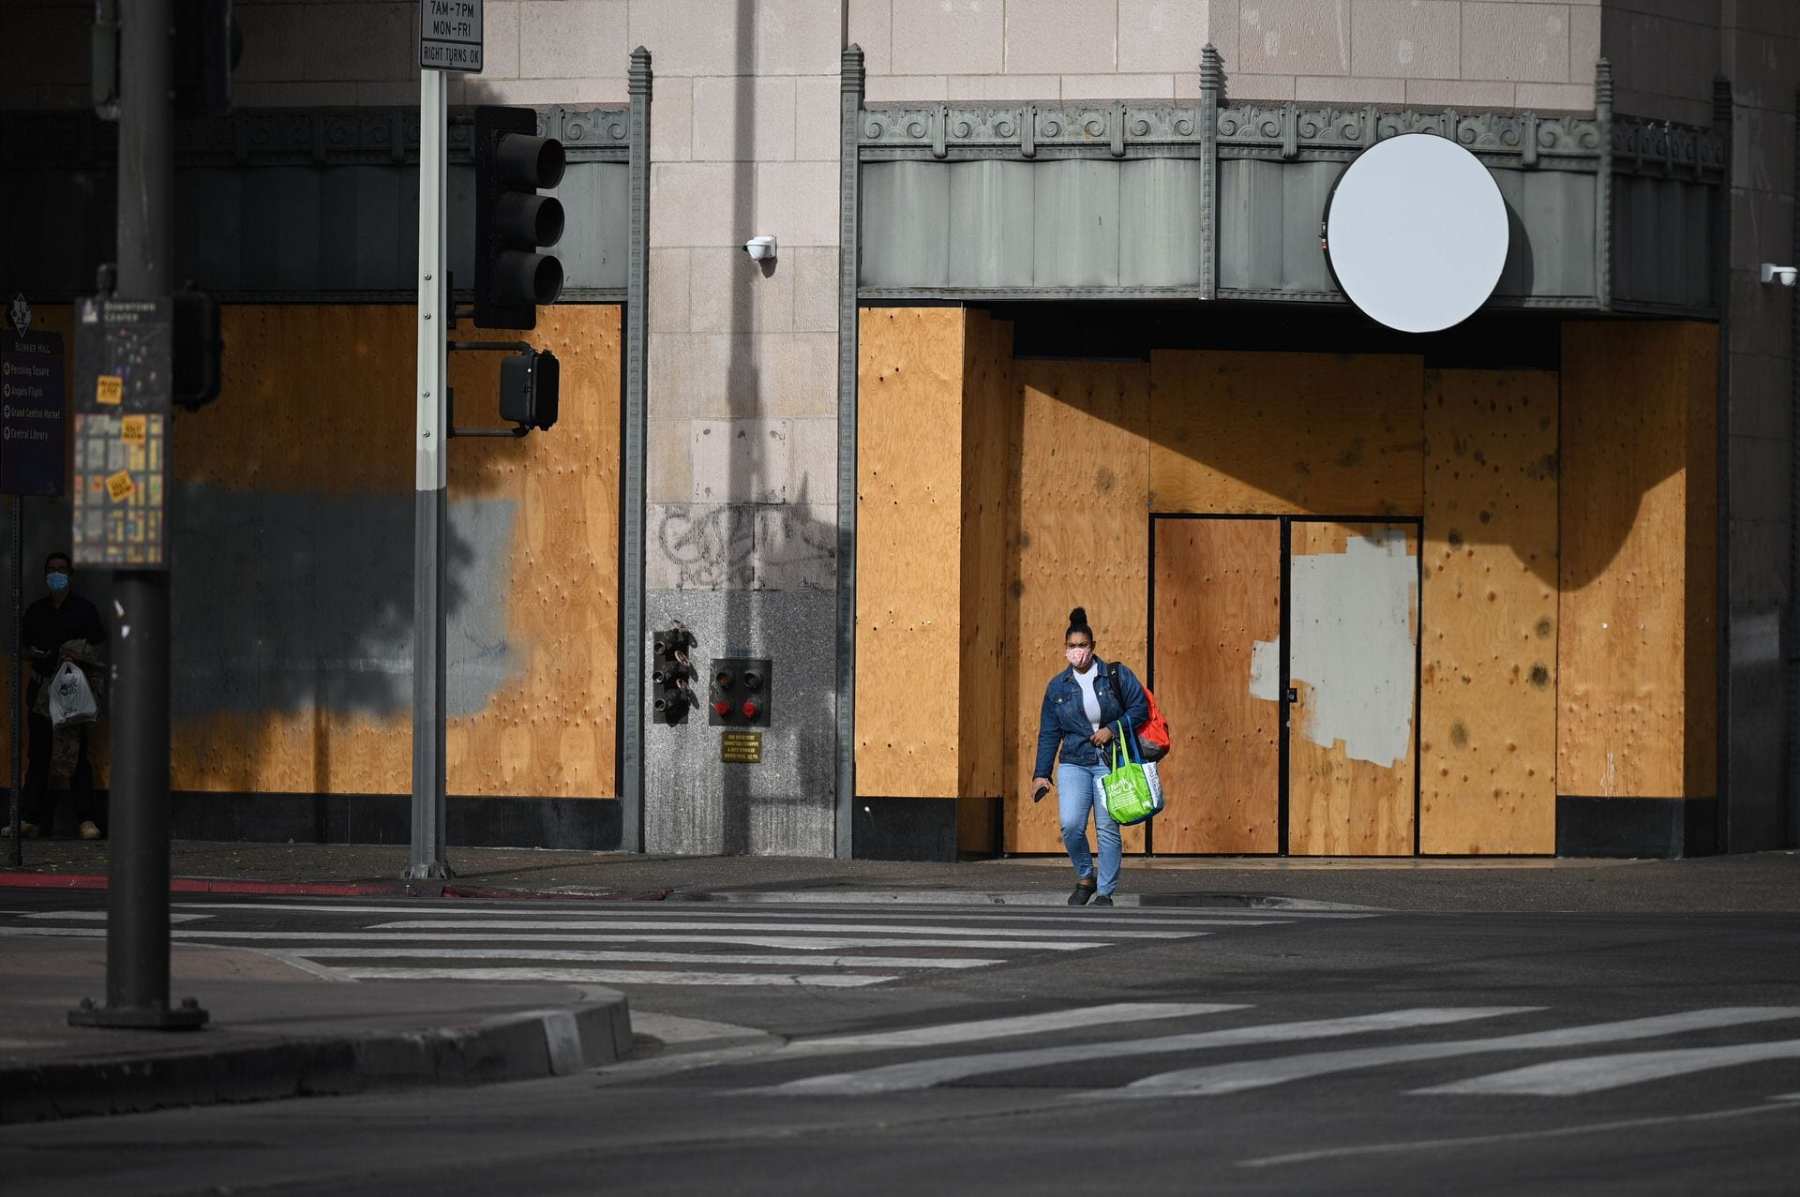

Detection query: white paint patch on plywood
(1289, 529), (1417, 767)
(1248, 638), (1281, 702)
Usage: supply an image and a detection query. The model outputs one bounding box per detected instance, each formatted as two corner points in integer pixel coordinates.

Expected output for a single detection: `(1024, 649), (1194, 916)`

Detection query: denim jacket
(1033, 658), (1149, 778)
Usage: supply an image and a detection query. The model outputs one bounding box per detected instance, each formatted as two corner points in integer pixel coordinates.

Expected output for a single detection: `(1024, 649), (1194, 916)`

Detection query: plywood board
(1009, 358), (1151, 854)
(957, 310), (1015, 852)
(176, 305), (416, 493)
(1420, 370), (1559, 854)
(1286, 522), (1418, 856)
(164, 304), (620, 800)
(1150, 518), (1281, 853)
(443, 304), (621, 798)
(1683, 326), (1719, 799)
(1149, 350), (1425, 516)
(855, 307), (966, 798)
(1558, 322), (1713, 798)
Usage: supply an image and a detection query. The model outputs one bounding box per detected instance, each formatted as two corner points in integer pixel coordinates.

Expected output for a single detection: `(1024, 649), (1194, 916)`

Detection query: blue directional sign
(0, 328), (67, 498)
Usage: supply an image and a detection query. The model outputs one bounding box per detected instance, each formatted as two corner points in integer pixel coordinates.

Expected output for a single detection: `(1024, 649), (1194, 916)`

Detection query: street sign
(420, 0), (483, 72)
(72, 297), (171, 569)
(0, 329), (67, 497)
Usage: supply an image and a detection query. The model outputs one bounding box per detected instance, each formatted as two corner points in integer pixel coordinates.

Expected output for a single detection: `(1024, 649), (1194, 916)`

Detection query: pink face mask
(1066, 646), (1093, 669)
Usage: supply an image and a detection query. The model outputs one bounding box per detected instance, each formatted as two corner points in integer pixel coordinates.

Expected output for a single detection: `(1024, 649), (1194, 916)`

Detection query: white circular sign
(1324, 133), (1509, 334)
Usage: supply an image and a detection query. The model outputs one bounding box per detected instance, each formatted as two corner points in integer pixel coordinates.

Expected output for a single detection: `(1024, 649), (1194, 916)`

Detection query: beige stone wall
(1604, 0), (1721, 126)
(638, 3), (842, 593)
(1720, 0), (1799, 837)
(853, 0), (1603, 111)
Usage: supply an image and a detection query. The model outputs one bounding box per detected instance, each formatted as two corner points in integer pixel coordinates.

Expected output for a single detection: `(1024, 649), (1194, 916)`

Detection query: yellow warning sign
(96, 375), (124, 406)
(106, 470), (136, 502)
(121, 415), (147, 445)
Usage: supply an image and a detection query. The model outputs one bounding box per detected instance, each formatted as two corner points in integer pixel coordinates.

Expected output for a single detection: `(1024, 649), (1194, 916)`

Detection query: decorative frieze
(1612, 114), (1728, 181)
(860, 97), (1717, 179)
(860, 102), (1211, 160)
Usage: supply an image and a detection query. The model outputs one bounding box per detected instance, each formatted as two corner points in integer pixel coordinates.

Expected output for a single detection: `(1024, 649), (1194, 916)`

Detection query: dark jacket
(1034, 658), (1149, 778)
(23, 592), (105, 693)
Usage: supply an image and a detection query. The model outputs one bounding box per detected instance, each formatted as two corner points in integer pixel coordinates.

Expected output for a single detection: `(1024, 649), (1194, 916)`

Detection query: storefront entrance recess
(1149, 516), (1421, 856)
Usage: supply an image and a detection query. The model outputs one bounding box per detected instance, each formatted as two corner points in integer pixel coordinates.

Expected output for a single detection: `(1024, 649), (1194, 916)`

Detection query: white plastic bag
(48, 661), (98, 728)
(1143, 760), (1164, 814)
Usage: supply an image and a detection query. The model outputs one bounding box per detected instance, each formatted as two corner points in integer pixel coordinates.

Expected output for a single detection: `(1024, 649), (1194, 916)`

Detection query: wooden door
(1285, 521), (1419, 856)
(1150, 519), (1282, 852)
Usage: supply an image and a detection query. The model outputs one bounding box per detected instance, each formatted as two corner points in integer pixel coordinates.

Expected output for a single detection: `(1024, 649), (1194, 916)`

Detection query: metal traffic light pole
(69, 0), (206, 1031)
(408, 63), (451, 881)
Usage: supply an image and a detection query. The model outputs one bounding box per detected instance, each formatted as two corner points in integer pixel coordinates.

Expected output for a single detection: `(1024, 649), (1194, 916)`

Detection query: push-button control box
(708, 657), (771, 727)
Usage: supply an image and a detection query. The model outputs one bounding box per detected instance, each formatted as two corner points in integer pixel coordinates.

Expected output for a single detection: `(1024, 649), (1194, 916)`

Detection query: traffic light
(500, 348), (559, 430)
(171, 286), (222, 411)
(652, 626), (698, 724)
(175, 0), (243, 118)
(474, 106), (565, 330)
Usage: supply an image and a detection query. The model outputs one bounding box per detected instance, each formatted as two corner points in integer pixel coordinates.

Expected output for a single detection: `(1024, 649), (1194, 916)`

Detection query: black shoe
(1068, 880), (1096, 906)
(1090, 895), (1114, 907)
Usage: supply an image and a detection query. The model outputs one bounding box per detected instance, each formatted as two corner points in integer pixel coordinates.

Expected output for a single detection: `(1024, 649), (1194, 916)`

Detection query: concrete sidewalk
(0, 938), (632, 1124)
(2, 839), (1796, 912)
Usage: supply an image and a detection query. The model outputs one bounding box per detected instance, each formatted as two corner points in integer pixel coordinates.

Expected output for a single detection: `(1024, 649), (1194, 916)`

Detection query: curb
(0, 872), (423, 897)
(0, 991), (632, 1124)
(0, 873), (672, 902)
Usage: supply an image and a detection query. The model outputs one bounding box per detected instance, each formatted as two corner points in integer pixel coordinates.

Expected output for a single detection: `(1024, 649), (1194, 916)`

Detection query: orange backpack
(1138, 684), (1171, 761)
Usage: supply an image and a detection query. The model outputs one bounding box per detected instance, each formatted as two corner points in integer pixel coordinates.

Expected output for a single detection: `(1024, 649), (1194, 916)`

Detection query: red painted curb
(0, 874), (671, 901)
(0, 873), (410, 897)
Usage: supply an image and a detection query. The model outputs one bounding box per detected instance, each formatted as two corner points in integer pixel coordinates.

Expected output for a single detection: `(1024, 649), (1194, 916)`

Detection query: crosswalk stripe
(24, 910), (213, 923)
(289, 947), (1004, 970)
(0, 926), (1116, 951)
(333, 966), (897, 988)
(1118, 1007), (1800, 1097)
(1236, 1101), (1800, 1170)
(763, 1008), (1531, 1096)
(790, 1003), (1243, 1054)
(1414, 1038), (1800, 1096)
(365, 919), (1205, 939)
(168, 901), (1328, 924)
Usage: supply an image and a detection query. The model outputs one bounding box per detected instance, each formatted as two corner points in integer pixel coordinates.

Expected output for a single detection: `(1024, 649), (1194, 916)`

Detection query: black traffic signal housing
(652, 626), (698, 725)
(172, 285), (222, 411)
(474, 106), (566, 331)
(500, 348), (560, 430)
(708, 659), (771, 728)
(175, 0), (243, 118)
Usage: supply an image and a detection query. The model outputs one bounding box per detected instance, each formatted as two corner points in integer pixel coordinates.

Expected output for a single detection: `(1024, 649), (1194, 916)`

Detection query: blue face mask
(46, 572), (69, 594)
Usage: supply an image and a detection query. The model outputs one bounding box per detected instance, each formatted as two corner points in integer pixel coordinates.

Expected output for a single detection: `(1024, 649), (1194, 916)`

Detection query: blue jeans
(1056, 760), (1120, 896)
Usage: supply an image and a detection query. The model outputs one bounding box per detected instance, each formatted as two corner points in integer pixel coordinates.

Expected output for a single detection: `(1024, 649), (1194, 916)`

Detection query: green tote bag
(1100, 721), (1158, 826)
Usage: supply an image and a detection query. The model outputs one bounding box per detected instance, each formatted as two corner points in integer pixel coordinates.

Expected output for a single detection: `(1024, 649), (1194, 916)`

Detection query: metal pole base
(403, 860), (453, 881)
(67, 995), (209, 1031)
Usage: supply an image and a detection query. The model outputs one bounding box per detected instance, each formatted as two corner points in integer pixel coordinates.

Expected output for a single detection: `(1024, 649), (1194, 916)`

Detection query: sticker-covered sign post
(66, 0), (207, 1032)
(71, 298), (171, 569)
(1, 298), (67, 861)
(410, 0), (481, 880)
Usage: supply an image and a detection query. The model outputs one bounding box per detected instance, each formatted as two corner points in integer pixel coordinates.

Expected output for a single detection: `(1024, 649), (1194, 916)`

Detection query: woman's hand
(1090, 727), (1114, 747)
(1031, 777), (1052, 803)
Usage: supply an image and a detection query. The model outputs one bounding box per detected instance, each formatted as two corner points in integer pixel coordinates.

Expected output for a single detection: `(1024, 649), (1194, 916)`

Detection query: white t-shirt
(1071, 665), (1104, 731)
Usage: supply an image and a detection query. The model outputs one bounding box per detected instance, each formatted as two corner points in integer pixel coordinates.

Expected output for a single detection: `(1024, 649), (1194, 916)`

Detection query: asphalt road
(4, 891), (1799, 1195)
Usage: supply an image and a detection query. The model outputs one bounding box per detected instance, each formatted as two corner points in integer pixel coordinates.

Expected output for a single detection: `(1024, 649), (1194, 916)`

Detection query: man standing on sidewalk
(10, 551), (106, 839)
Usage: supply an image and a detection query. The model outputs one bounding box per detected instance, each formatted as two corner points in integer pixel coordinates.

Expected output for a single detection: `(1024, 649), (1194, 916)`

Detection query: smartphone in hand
(1031, 781), (1051, 804)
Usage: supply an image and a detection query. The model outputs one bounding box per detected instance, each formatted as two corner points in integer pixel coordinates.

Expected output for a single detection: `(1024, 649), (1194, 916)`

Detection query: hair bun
(1068, 606), (1088, 625)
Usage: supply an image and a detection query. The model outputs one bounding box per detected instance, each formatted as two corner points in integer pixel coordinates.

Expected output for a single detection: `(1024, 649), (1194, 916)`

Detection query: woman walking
(1032, 606), (1149, 906)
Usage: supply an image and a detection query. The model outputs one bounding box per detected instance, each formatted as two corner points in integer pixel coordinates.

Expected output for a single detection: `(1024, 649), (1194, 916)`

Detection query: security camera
(1759, 263), (1797, 287)
(745, 235), (777, 262)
